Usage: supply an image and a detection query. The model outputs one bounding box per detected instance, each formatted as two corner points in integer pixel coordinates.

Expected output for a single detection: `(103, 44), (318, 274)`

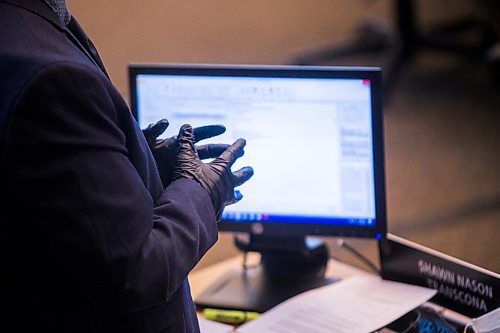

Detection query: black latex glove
(142, 119), (229, 187)
(174, 124), (254, 221)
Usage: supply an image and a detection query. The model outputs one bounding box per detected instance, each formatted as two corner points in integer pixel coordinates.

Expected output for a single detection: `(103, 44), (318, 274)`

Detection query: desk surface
(189, 252), (370, 300)
(189, 254), (400, 332)
(189, 253), (471, 332)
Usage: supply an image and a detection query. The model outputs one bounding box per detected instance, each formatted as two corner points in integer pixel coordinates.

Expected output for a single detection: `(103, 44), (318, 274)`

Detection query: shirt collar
(43, 0), (70, 25)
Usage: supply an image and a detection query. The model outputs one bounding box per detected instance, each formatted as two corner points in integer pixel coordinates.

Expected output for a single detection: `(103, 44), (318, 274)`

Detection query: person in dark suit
(0, 0), (253, 332)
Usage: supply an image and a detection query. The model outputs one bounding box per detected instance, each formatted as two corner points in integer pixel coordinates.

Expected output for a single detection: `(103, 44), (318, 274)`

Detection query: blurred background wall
(66, 0), (500, 273)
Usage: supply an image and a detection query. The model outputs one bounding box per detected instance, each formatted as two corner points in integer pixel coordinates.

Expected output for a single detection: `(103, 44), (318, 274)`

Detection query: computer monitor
(129, 64), (387, 312)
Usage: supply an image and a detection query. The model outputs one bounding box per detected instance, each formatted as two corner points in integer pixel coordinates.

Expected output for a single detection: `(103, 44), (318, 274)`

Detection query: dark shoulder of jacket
(0, 1), (104, 142)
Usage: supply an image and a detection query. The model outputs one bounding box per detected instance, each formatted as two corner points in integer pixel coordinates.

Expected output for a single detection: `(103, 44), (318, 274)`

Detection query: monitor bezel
(129, 64), (387, 239)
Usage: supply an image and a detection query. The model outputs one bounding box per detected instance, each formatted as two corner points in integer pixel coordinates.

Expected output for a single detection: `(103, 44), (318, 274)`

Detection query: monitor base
(194, 236), (338, 313)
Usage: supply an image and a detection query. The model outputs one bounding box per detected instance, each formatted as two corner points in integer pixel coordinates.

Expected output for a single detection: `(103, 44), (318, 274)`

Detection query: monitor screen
(129, 64), (387, 239)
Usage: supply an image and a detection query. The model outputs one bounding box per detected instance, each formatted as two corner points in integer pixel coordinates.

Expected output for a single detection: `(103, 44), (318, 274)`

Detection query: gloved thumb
(143, 119), (169, 143)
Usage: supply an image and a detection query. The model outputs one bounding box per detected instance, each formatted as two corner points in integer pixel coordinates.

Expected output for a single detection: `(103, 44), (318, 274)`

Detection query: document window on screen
(136, 75), (375, 227)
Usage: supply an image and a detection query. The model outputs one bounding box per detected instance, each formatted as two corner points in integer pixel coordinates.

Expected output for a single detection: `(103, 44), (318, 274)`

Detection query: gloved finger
(218, 138), (246, 167)
(232, 166), (254, 187)
(225, 190), (243, 206)
(229, 190), (243, 204)
(193, 125), (226, 143)
(143, 119), (169, 142)
(234, 190), (243, 202)
(177, 124), (198, 158)
(197, 143), (230, 160)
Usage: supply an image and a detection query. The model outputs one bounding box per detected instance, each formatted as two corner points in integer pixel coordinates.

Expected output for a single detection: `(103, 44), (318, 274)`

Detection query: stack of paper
(235, 275), (436, 333)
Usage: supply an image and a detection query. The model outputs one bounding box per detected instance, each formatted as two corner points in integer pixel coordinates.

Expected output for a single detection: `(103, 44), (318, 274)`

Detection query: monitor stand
(194, 235), (338, 313)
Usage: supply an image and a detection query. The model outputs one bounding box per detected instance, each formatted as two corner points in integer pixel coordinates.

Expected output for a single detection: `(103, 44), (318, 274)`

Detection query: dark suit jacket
(0, 1), (218, 332)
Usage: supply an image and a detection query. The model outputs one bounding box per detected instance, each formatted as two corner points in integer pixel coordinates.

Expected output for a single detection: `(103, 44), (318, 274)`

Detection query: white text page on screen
(137, 75), (375, 224)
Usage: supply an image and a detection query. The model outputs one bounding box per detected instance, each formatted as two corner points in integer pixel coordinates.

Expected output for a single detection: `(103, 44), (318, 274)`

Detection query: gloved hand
(174, 124), (254, 221)
(142, 119), (229, 187)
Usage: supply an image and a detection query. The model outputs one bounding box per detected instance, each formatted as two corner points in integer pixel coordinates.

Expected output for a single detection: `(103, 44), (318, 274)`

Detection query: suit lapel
(66, 17), (110, 78)
(0, 0), (109, 78)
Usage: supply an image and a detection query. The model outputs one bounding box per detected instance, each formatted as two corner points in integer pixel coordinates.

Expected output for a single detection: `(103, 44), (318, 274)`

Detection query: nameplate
(379, 233), (500, 318)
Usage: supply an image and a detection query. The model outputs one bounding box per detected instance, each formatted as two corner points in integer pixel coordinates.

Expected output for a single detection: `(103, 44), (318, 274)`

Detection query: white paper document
(237, 275), (437, 333)
(198, 315), (234, 333)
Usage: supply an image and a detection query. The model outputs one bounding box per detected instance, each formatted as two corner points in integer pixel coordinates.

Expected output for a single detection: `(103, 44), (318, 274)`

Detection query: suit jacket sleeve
(4, 61), (218, 315)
